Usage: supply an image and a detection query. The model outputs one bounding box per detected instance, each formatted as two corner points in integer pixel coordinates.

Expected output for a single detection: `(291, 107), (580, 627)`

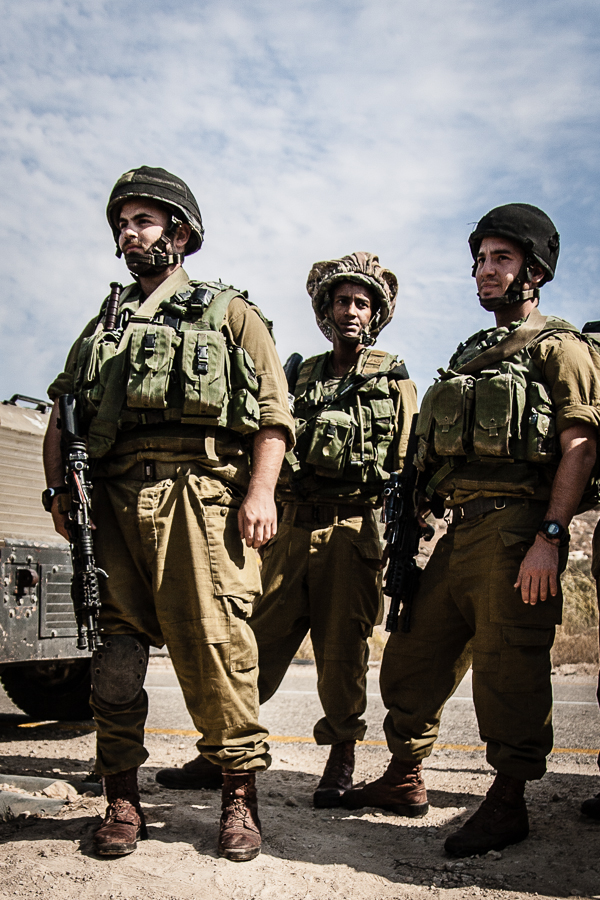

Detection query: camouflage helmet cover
(106, 166), (204, 255)
(306, 252), (398, 343)
(468, 203), (560, 284)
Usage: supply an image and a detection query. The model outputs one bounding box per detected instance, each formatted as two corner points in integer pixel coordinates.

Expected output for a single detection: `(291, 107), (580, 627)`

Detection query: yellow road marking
(13, 722), (599, 756)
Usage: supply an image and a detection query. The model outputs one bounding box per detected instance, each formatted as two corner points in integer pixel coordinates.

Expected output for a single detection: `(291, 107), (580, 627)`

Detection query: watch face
(546, 523), (561, 536)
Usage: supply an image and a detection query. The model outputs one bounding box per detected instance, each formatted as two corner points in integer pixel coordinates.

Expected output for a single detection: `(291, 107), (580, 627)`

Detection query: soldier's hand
(514, 535), (559, 606)
(50, 497), (70, 541)
(238, 486), (278, 549)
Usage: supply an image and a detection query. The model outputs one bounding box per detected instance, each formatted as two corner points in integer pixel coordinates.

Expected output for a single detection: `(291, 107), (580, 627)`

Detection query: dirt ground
(0, 664), (599, 900)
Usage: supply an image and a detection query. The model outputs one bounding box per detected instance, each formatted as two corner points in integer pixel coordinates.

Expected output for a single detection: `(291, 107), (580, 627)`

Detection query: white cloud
(1, 0), (599, 403)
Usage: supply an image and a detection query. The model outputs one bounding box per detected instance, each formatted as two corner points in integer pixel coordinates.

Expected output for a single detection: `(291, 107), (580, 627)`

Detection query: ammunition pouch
(289, 349), (406, 484)
(74, 282), (262, 453)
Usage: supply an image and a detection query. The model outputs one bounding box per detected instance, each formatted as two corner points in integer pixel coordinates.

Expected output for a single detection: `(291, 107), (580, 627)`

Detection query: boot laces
(103, 798), (140, 827)
(222, 798), (258, 833)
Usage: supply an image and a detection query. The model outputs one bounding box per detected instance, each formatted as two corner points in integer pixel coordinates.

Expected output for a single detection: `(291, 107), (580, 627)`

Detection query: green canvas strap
(294, 356), (322, 397)
(199, 287), (245, 331)
(456, 308), (548, 375)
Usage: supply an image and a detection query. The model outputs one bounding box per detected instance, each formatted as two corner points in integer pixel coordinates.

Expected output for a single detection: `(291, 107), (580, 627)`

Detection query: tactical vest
(288, 349), (409, 484)
(73, 281), (264, 457)
(415, 314), (598, 498)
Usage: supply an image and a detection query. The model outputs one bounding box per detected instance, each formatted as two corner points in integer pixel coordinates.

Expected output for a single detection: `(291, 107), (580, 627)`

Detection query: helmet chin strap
(116, 216), (185, 279)
(323, 315), (377, 347)
(475, 258), (540, 313)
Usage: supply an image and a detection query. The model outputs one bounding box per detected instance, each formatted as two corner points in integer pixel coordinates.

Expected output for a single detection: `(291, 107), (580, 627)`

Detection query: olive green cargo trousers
(250, 504), (383, 745)
(90, 466), (269, 775)
(380, 501), (567, 781)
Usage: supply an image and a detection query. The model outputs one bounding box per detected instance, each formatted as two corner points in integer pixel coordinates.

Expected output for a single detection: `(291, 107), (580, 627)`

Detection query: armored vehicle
(0, 395), (91, 720)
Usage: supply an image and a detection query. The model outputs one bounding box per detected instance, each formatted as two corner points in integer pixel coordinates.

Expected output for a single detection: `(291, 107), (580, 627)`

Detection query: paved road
(144, 661), (600, 752)
(1, 661), (598, 752)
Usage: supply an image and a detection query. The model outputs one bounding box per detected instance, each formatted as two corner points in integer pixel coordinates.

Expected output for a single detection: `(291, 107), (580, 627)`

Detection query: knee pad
(92, 634), (149, 707)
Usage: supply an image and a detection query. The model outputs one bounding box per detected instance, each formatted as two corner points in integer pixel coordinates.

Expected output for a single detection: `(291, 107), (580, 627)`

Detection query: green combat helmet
(106, 166), (205, 276)
(468, 203), (560, 311)
(306, 251), (398, 346)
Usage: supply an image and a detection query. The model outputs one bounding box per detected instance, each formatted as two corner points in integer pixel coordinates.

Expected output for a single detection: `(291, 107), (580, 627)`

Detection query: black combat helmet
(106, 166), (204, 256)
(468, 203), (560, 284)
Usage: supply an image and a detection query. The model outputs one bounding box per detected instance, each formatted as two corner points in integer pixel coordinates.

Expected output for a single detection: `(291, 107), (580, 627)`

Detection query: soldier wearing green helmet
(342, 204), (600, 856)
(43, 166), (294, 862)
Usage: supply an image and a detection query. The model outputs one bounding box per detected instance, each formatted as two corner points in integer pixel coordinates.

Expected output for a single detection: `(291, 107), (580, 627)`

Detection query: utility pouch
(305, 409), (355, 475)
(526, 381), (556, 463)
(179, 329), (228, 418)
(75, 331), (120, 409)
(431, 376), (473, 456)
(229, 390), (260, 434)
(370, 397), (396, 470)
(370, 397), (395, 434)
(127, 323), (178, 409)
(473, 373), (513, 457)
(230, 345), (259, 393)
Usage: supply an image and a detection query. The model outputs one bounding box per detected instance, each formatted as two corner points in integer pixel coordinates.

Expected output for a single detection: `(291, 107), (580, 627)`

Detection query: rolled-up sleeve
(533, 333), (600, 434)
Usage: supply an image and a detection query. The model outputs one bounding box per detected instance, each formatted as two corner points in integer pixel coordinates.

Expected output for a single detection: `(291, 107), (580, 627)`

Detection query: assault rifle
(59, 394), (106, 651)
(382, 413), (435, 634)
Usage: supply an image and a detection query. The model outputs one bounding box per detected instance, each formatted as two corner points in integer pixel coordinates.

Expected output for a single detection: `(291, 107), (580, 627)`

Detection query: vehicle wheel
(0, 659), (92, 721)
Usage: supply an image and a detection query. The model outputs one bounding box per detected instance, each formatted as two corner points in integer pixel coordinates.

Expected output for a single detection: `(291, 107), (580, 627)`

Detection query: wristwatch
(538, 520), (569, 547)
(41, 486), (69, 512)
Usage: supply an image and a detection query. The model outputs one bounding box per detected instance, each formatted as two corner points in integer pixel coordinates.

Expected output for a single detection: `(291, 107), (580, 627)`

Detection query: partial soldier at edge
(42, 166), (294, 862)
(342, 204), (600, 856)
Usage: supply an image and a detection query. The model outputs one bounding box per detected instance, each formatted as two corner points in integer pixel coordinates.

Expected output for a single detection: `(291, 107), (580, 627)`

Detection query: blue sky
(1, 0), (599, 402)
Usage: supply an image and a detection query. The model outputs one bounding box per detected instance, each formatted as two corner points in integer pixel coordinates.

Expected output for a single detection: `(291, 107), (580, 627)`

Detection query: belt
(452, 496), (540, 523)
(282, 503), (370, 527)
(122, 460), (187, 481)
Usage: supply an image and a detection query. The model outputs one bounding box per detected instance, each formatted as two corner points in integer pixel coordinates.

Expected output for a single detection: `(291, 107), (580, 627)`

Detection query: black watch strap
(538, 520), (569, 547)
(41, 486), (68, 512)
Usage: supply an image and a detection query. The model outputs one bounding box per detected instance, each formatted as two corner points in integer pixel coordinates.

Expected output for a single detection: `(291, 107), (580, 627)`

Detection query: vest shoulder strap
(200, 287), (246, 331)
(360, 348), (396, 376)
(294, 355), (324, 396)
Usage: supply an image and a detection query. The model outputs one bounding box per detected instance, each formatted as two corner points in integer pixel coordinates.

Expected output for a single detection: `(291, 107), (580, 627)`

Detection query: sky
(1, 0), (600, 403)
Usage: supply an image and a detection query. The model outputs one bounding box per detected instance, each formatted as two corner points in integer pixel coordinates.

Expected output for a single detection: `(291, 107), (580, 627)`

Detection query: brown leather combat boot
(341, 755), (429, 817)
(218, 773), (262, 862)
(156, 754), (223, 790)
(313, 740), (355, 808)
(94, 767), (147, 856)
(444, 773), (529, 857)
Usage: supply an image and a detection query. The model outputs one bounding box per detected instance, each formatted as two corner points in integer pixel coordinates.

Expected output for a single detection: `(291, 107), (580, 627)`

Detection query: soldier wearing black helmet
(43, 166), (294, 861)
(342, 204), (600, 856)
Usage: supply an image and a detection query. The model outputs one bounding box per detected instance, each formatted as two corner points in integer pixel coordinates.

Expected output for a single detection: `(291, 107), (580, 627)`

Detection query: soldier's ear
(529, 263), (546, 286)
(174, 223), (191, 252)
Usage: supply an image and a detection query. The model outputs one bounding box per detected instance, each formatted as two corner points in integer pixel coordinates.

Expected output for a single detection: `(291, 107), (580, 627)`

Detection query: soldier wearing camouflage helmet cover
(342, 204), (600, 855)
(157, 251), (418, 806)
(43, 166), (294, 861)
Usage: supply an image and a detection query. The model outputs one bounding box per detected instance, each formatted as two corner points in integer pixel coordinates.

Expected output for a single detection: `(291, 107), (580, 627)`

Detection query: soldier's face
(330, 282), (374, 340)
(117, 200), (171, 259)
(475, 236), (525, 299)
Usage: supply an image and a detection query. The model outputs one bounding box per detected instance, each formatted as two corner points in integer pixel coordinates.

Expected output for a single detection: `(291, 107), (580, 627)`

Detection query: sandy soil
(0, 681), (599, 900)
